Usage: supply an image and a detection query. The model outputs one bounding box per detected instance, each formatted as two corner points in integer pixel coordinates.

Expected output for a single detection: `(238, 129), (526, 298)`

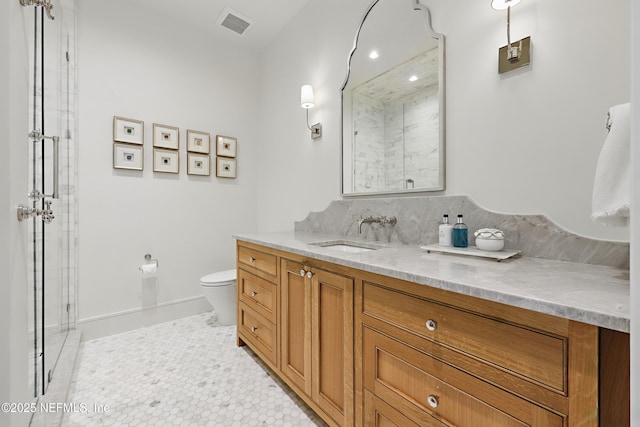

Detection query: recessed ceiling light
(409, 75), (418, 82)
(369, 51), (379, 59)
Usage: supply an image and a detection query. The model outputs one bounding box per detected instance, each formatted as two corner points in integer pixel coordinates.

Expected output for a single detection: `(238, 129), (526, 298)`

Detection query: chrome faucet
(358, 215), (397, 233)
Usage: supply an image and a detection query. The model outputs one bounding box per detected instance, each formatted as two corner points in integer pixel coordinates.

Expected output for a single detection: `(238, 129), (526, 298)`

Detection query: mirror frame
(340, 0), (446, 197)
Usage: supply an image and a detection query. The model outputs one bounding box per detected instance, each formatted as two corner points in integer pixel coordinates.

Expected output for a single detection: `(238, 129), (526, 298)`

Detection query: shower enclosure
(20, 0), (77, 399)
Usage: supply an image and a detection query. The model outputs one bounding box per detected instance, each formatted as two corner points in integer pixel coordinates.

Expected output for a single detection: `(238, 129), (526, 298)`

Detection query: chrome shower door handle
(27, 131), (59, 199)
(44, 135), (60, 199)
(20, 133), (60, 223)
(52, 136), (59, 199)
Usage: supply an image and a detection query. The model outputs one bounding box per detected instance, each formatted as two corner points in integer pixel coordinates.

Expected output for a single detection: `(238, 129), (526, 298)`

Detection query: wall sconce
(491, 0), (531, 74)
(301, 85), (322, 140)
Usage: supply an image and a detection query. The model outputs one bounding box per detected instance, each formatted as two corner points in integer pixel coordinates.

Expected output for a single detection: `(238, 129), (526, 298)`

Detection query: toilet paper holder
(139, 253), (159, 271)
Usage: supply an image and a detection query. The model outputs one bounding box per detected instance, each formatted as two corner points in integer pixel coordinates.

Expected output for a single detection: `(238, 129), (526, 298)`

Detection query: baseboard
(78, 296), (212, 341)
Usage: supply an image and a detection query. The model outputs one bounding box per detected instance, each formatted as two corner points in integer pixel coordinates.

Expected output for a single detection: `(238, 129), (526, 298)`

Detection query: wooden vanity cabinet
(237, 241), (629, 427)
(237, 242), (354, 427)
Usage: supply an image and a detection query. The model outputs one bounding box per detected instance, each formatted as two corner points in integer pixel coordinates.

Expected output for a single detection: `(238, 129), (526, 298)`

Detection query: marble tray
(420, 244), (520, 261)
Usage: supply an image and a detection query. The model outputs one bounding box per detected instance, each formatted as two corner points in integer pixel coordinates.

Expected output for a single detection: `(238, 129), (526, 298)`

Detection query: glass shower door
(25, 1), (75, 397)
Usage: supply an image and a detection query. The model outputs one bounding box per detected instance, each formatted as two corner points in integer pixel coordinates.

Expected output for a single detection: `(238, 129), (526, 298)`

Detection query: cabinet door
(280, 259), (312, 395)
(311, 268), (354, 426)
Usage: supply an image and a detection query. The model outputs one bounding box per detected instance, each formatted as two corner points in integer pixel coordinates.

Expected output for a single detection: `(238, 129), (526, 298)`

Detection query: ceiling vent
(216, 7), (254, 36)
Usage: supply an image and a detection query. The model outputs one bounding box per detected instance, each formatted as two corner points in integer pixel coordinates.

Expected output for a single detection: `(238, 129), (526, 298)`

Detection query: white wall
(631, 1), (639, 424)
(257, 0), (630, 243)
(0, 2), (34, 426)
(77, 0), (260, 337)
(0, 3), (11, 420)
(257, 0), (373, 232)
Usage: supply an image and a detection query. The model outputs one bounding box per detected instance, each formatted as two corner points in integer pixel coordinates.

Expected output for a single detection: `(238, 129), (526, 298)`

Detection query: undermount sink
(309, 240), (385, 254)
(322, 244), (375, 253)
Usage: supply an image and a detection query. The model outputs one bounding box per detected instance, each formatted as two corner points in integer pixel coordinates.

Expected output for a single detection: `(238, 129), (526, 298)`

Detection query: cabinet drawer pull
(300, 269), (306, 277)
(427, 395), (439, 408)
(306, 271), (313, 279)
(249, 257), (256, 263)
(251, 291), (257, 297)
(426, 319), (437, 331)
(251, 326), (257, 333)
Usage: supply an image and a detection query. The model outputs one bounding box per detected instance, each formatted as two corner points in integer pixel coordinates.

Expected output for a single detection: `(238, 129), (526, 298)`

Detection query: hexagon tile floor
(62, 312), (327, 426)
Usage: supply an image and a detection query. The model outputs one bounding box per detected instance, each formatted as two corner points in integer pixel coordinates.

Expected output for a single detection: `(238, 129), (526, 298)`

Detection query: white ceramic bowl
(474, 228), (505, 251)
(475, 238), (504, 252)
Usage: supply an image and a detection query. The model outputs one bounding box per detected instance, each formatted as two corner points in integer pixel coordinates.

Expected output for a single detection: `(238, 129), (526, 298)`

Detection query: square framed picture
(113, 143), (143, 170)
(113, 116), (144, 145)
(153, 123), (179, 150)
(216, 135), (237, 158)
(153, 148), (179, 174)
(187, 130), (210, 154)
(216, 157), (237, 179)
(187, 153), (210, 176)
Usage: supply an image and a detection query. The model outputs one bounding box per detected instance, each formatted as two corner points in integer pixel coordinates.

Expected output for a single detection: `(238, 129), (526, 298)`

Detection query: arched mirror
(341, 0), (445, 196)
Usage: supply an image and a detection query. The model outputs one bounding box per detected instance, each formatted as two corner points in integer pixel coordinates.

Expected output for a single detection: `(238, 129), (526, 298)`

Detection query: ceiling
(127, 0), (313, 53)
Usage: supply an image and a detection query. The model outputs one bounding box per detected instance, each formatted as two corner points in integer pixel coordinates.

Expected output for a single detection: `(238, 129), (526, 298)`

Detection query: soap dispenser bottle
(453, 214), (468, 248)
(438, 214), (453, 246)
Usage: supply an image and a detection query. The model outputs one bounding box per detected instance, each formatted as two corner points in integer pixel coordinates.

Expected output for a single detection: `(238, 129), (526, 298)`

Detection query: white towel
(591, 103), (631, 226)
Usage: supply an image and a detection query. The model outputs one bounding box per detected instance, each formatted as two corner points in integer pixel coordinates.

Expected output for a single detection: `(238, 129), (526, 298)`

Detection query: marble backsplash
(295, 195), (630, 269)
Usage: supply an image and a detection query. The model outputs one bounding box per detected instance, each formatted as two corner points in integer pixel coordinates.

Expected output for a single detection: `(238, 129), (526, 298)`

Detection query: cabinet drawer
(238, 301), (277, 366)
(363, 282), (566, 392)
(238, 269), (277, 324)
(364, 327), (564, 427)
(238, 245), (278, 277)
(365, 390), (439, 427)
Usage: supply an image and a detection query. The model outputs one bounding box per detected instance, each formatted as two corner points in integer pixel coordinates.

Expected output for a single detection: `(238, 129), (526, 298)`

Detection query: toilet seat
(200, 269), (236, 287)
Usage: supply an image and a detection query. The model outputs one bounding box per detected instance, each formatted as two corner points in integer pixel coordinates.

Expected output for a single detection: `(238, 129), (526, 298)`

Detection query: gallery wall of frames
(112, 116), (238, 178)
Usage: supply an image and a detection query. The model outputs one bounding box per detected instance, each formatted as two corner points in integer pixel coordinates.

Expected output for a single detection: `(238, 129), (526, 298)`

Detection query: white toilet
(200, 269), (237, 325)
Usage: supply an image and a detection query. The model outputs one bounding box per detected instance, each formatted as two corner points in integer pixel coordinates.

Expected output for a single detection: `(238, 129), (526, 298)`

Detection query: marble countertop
(234, 231), (630, 333)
